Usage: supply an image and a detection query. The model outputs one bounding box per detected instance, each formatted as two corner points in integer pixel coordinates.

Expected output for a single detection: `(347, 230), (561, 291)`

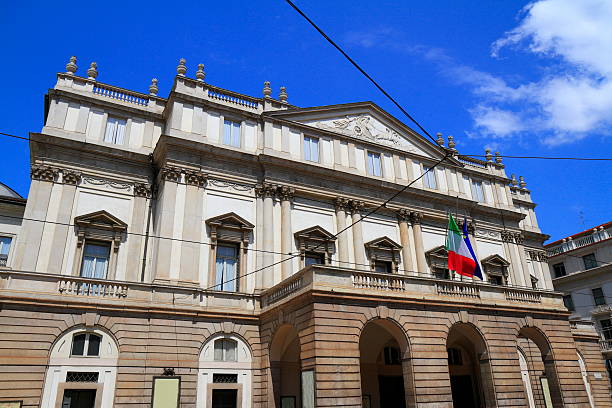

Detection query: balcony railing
(436, 280), (480, 299)
(600, 339), (612, 353)
(591, 304), (612, 315)
(58, 276), (128, 298)
(93, 83), (150, 106)
(547, 228), (610, 257)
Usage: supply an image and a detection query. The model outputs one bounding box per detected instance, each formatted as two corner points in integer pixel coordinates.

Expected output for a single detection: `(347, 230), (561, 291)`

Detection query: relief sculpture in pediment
(316, 114), (413, 151)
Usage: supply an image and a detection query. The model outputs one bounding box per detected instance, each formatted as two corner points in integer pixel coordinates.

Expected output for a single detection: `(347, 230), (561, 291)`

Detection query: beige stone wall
(575, 337), (612, 407)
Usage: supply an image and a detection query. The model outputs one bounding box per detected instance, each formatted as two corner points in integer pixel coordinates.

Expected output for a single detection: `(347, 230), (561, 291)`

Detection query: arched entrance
(446, 323), (496, 408)
(270, 324), (301, 408)
(517, 327), (563, 408)
(359, 319), (414, 408)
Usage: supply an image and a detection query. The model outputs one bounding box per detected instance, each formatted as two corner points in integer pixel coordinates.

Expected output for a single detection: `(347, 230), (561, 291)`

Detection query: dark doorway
(450, 375), (478, 408)
(61, 389), (96, 408)
(212, 389), (237, 408)
(378, 375), (406, 408)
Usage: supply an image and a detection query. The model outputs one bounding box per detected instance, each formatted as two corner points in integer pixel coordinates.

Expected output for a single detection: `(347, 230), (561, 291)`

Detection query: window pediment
(294, 226), (336, 242)
(294, 226), (335, 266)
(481, 254), (509, 278)
(426, 245), (448, 270)
(74, 210), (127, 232)
(206, 212), (254, 230)
(365, 236), (402, 273)
(365, 236), (402, 251)
(206, 212), (253, 248)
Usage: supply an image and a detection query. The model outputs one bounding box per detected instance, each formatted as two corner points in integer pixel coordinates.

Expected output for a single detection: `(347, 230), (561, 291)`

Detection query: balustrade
(93, 83), (149, 106)
(504, 288), (541, 303)
(436, 281), (480, 299)
(352, 271), (407, 292)
(207, 87), (260, 109)
(263, 277), (303, 306)
(600, 339), (612, 353)
(58, 277), (128, 298)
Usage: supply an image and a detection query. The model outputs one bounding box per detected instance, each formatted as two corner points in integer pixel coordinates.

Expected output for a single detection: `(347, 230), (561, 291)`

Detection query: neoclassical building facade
(0, 57), (609, 408)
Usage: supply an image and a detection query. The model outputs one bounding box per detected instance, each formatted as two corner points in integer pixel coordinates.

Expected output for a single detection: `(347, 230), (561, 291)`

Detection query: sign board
(151, 377), (180, 408)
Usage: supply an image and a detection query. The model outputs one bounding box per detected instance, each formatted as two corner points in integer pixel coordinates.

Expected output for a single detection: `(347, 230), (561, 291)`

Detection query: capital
(349, 200), (365, 214)
(31, 165), (59, 182)
(184, 169), (207, 187)
(133, 182), (152, 198)
(276, 185), (295, 202)
(396, 208), (411, 223)
(333, 197), (350, 211)
(62, 170), (82, 185)
(409, 211), (423, 224)
(159, 166), (182, 183)
(255, 183), (277, 198)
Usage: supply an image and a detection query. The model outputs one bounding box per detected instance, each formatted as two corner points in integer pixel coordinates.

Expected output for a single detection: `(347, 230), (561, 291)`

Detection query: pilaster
(410, 212), (428, 275)
(349, 200), (365, 268)
(278, 186), (295, 280)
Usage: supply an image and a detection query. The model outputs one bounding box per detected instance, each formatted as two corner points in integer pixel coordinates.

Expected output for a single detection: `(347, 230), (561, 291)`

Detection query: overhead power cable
(465, 154), (612, 162)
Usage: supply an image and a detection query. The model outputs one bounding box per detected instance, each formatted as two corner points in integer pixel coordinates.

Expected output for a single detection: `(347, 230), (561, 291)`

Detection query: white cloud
(345, 0), (612, 146)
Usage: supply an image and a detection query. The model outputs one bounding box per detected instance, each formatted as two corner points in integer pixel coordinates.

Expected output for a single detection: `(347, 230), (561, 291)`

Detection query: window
(104, 117), (126, 145)
(553, 262), (566, 278)
(583, 253), (598, 270)
(593, 287), (606, 306)
(423, 166), (437, 189)
(481, 254), (509, 286)
(471, 180), (485, 202)
(71, 333), (101, 357)
(374, 261), (392, 273)
(447, 348), (462, 365)
(563, 295), (575, 311)
(305, 252), (324, 267)
(0, 236), (12, 266)
(223, 119), (241, 147)
(383, 346), (401, 365)
(489, 275), (503, 286)
(601, 319), (612, 340)
(303, 136), (319, 162)
(214, 338), (237, 362)
(80, 242), (110, 279)
(367, 151), (382, 177)
(215, 244), (239, 292)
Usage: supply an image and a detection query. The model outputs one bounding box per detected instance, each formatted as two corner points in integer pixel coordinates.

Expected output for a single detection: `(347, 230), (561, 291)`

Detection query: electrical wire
(464, 154), (612, 162)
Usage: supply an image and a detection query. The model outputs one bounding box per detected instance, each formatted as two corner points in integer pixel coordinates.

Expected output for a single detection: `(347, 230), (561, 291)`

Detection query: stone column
(350, 200), (365, 268)
(125, 182), (151, 282)
(411, 212), (428, 275)
(13, 165), (58, 271)
(255, 193), (264, 290)
(514, 233), (533, 287)
(396, 209), (415, 274)
(333, 198), (350, 267)
(259, 183), (276, 288)
(180, 170), (207, 284)
(502, 230), (526, 287)
(153, 166), (181, 283)
(47, 170), (80, 274)
(278, 186), (295, 280)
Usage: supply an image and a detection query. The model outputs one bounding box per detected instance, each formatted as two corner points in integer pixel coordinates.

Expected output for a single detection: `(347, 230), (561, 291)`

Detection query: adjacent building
(0, 56), (609, 408)
(546, 222), (612, 392)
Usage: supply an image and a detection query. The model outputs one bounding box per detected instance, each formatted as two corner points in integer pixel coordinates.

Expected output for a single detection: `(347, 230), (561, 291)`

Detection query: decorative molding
(184, 169), (207, 187)
(396, 208), (412, 223)
(276, 185), (295, 202)
(317, 114), (405, 147)
(82, 176), (132, 191)
(348, 200), (365, 215)
(209, 179), (252, 192)
(62, 170), (82, 185)
(475, 229), (501, 239)
(333, 197), (350, 212)
(254, 183), (277, 198)
(409, 211), (423, 225)
(159, 166), (182, 183)
(133, 183), (152, 198)
(31, 165), (59, 182)
(526, 249), (547, 263)
(501, 230), (524, 244)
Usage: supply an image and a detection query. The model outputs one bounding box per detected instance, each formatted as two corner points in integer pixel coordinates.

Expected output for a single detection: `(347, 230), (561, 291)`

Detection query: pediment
(426, 245), (448, 257)
(74, 210), (127, 231)
(267, 102), (449, 160)
(481, 254), (510, 267)
(365, 236), (402, 250)
(294, 225), (336, 241)
(206, 212), (254, 230)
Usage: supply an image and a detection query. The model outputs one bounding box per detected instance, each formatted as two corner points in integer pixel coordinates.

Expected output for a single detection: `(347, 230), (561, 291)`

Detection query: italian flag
(446, 213), (482, 279)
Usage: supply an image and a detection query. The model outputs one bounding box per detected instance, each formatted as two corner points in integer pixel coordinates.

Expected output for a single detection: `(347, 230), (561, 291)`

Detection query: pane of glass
(84, 243), (110, 258)
(367, 153), (374, 174)
(304, 137), (311, 161)
(71, 333), (86, 355)
(81, 256), (96, 278)
(224, 260), (236, 292)
(215, 258), (225, 290)
(217, 244), (237, 258)
(0, 237), (11, 255)
(223, 120), (232, 145)
(225, 339), (237, 361)
(374, 154), (381, 176)
(104, 118), (117, 143)
(311, 138), (319, 162)
(115, 119), (126, 145)
(305, 254), (323, 266)
(214, 339), (224, 361)
(87, 334), (101, 356)
(232, 122), (241, 147)
(93, 257), (108, 279)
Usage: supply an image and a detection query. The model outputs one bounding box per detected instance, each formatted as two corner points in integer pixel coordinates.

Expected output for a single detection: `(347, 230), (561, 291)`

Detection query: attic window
(365, 237), (402, 273)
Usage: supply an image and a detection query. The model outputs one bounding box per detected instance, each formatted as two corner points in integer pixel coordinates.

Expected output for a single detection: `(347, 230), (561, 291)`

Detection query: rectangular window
(593, 287), (606, 306)
(423, 166), (437, 189)
(103, 117), (126, 145)
(471, 180), (485, 202)
(553, 262), (566, 278)
(214, 338), (237, 361)
(563, 295), (575, 311)
(80, 242), (111, 279)
(0, 236), (12, 266)
(489, 275), (503, 286)
(367, 151), (382, 177)
(223, 119), (241, 147)
(374, 261), (392, 273)
(305, 252), (324, 267)
(215, 244), (239, 292)
(583, 253), (598, 270)
(303, 136), (319, 162)
(601, 319), (612, 340)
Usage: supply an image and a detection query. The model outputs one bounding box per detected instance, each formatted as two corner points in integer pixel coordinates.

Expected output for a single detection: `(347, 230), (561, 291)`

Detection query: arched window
(41, 327), (118, 408)
(197, 334), (253, 408)
(214, 338), (238, 362)
(71, 333), (102, 357)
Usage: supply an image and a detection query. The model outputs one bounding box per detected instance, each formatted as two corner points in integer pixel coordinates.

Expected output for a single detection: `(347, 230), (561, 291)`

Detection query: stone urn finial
(485, 148), (493, 162)
(66, 56), (78, 75)
(86, 62), (98, 80)
(447, 135), (456, 151)
(436, 132), (444, 147)
(279, 86), (288, 103)
(263, 81), (272, 98)
(495, 151), (503, 164)
(177, 58), (187, 76)
(149, 78), (159, 96)
(510, 174), (518, 186)
(519, 176), (527, 189)
(196, 63), (206, 81)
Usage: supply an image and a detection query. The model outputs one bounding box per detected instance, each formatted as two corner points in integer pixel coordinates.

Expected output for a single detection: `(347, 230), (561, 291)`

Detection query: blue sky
(1, 0), (610, 241)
